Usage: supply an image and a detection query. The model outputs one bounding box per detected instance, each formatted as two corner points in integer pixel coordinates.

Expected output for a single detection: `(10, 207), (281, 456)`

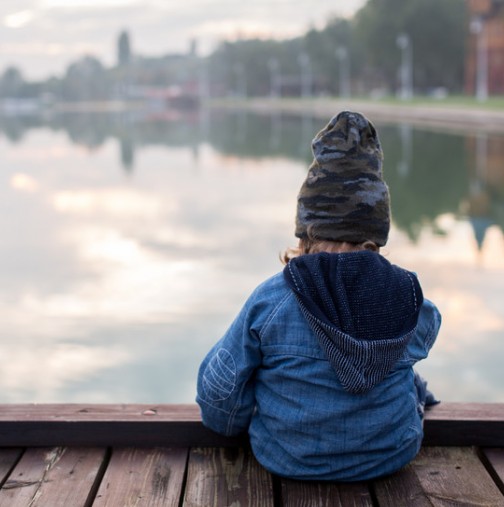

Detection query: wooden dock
(0, 403), (502, 506)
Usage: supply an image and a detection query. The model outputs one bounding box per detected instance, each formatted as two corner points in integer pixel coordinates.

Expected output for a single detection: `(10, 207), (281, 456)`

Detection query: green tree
(354, 0), (466, 93)
(207, 39), (280, 97)
(61, 56), (111, 101)
(303, 18), (355, 95)
(0, 67), (25, 97)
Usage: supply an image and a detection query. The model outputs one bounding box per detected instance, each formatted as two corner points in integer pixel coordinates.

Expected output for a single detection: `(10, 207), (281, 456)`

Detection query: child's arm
(405, 298), (442, 363)
(196, 298), (262, 436)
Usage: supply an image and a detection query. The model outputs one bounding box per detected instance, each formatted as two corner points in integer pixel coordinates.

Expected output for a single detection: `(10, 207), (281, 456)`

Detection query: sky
(0, 0), (367, 81)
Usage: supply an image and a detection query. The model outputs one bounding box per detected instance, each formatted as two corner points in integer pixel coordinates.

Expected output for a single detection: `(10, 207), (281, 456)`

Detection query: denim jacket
(196, 251), (441, 481)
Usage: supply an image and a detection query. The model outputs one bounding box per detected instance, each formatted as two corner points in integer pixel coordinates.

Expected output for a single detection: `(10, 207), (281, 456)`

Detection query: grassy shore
(351, 95), (504, 109)
(208, 94), (504, 110)
(206, 95), (504, 132)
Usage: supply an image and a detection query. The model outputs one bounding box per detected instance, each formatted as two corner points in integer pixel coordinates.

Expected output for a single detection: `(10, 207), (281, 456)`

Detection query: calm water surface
(1, 109), (503, 403)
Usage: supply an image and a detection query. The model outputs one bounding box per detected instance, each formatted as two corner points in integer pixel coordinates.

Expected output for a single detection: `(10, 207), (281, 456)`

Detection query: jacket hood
(283, 251), (423, 394)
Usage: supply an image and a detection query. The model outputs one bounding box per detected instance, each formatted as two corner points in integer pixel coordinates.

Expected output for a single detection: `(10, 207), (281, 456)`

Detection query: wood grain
(0, 444), (501, 506)
(481, 448), (504, 494)
(0, 449), (23, 486)
(184, 446), (274, 507)
(280, 477), (373, 507)
(373, 446), (504, 507)
(93, 447), (187, 507)
(0, 447), (106, 507)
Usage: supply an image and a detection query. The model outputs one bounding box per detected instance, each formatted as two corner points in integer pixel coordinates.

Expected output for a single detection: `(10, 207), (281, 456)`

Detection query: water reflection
(465, 133), (504, 250)
(0, 109), (503, 403)
(2, 109), (503, 245)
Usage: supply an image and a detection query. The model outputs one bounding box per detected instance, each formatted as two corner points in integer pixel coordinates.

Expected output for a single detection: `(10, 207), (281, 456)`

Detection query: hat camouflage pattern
(295, 111), (391, 247)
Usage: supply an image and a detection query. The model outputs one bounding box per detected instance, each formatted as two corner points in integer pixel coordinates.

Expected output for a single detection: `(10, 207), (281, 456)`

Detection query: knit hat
(295, 111), (390, 246)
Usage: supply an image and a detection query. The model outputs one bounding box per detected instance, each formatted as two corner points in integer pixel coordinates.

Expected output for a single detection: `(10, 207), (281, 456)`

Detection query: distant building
(465, 0), (504, 95)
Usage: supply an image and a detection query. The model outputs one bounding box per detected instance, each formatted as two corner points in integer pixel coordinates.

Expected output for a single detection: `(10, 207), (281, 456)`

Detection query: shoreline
(207, 97), (504, 134)
(5, 96), (504, 133)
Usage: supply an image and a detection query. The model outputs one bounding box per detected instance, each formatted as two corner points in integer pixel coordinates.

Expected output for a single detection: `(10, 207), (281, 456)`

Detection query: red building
(466, 0), (504, 95)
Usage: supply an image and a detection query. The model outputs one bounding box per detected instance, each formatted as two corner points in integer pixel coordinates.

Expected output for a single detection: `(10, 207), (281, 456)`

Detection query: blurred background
(1, 0), (503, 404)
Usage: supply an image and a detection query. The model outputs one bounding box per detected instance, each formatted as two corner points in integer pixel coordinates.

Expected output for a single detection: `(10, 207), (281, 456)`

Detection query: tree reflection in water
(0, 108), (503, 403)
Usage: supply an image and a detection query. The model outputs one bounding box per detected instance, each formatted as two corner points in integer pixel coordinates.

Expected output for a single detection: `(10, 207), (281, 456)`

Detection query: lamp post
(396, 33), (413, 100)
(198, 60), (209, 100)
(233, 62), (246, 98)
(297, 52), (312, 98)
(470, 17), (488, 102)
(336, 46), (350, 98)
(267, 58), (280, 98)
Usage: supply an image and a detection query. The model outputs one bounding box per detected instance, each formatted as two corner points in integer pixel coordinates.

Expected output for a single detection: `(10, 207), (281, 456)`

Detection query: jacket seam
(259, 290), (294, 339)
(226, 377), (252, 435)
(405, 272), (419, 311)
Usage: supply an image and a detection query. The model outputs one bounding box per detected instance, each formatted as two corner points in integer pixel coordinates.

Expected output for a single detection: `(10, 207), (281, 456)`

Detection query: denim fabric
(196, 259), (441, 481)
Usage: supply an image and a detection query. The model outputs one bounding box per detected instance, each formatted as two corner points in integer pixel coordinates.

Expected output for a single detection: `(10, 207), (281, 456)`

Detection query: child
(196, 111), (441, 482)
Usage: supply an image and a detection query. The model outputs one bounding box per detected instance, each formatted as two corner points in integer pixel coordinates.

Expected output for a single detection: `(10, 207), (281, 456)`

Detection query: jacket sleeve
(404, 298), (442, 364)
(196, 294), (263, 436)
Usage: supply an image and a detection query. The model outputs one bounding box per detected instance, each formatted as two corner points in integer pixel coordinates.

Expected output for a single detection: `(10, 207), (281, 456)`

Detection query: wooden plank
(373, 446), (504, 507)
(0, 404), (245, 447)
(0, 403), (501, 447)
(0, 402), (496, 423)
(280, 477), (373, 506)
(0, 447), (107, 507)
(0, 404), (204, 421)
(423, 403), (504, 446)
(183, 446), (274, 507)
(0, 448), (56, 507)
(0, 420), (244, 448)
(425, 403), (504, 421)
(481, 448), (504, 494)
(0, 449), (23, 486)
(93, 447), (187, 507)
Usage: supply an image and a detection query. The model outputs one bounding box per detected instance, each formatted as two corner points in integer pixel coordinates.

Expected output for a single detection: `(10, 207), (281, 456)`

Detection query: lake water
(1, 108), (503, 404)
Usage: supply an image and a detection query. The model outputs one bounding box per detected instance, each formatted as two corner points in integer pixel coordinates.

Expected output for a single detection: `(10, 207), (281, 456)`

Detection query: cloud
(0, 0), (367, 78)
(0, 341), (131, 400)
(10, 173), (39, 192)
(3, 9), (34, 28)
(41, 0), (140, 7)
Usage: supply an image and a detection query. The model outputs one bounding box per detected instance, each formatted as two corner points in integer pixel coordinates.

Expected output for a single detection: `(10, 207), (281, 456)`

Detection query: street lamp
(233, 62), (246, 98)
(198, 60), (209, 100)
(267, 58), (280, 98)
(297, 52), (312, 98)
(470, 17), (488, 102)
(396, 33), (413, 100)
(336, 46), (350, 98)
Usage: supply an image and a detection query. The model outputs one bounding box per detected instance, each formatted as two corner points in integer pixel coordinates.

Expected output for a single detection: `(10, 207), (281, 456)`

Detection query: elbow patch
(202, 348), (237, 401)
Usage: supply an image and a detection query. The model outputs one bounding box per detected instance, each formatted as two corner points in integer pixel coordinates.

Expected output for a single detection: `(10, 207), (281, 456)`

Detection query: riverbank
(207, 96), (504, 133)
(6, 95), (504, 133)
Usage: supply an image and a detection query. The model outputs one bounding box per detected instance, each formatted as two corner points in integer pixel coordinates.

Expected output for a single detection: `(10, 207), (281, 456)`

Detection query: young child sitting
(196, 111), (441, 482)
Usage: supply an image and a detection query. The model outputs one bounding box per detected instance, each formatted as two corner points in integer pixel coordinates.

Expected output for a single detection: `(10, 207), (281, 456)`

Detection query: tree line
(0, 0), (467, 102)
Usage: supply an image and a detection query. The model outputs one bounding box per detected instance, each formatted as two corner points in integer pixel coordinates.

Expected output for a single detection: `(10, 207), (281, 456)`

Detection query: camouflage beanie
(295, 111), (390, 247)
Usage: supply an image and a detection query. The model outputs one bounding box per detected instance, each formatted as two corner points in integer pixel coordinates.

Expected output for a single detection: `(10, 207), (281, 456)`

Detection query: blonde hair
(281, 238), (378, 265)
